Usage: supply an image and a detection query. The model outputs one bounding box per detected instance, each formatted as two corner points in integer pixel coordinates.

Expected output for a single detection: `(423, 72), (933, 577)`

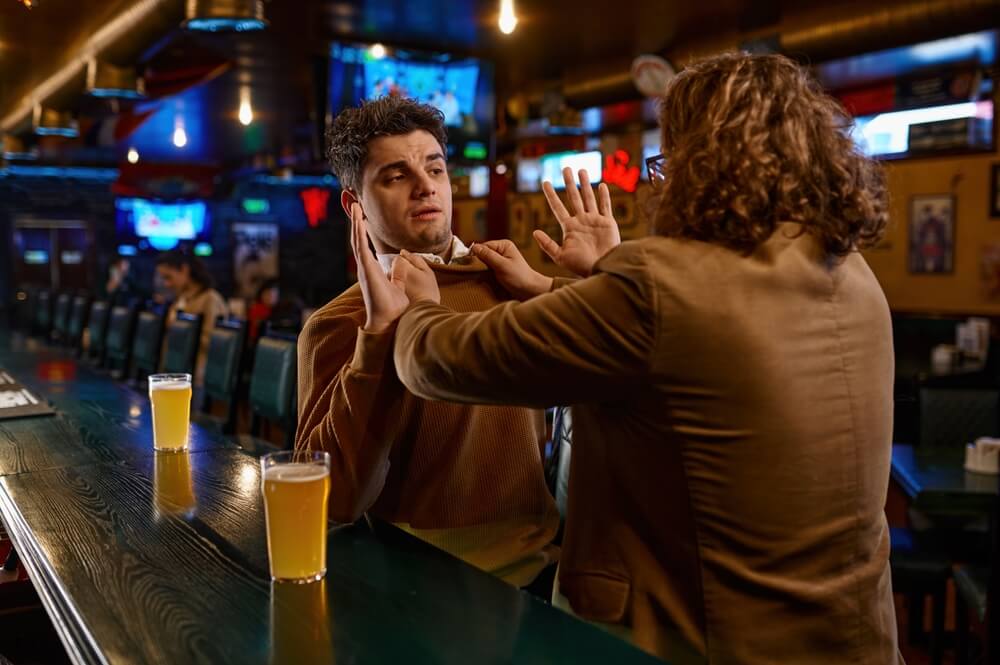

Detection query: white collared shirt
(376, 236), (471, 275)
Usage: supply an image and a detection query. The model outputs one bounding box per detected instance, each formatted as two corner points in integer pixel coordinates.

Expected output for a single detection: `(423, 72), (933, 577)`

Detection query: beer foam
(264, 463), (328, 483)
(150, 381), (190, 391)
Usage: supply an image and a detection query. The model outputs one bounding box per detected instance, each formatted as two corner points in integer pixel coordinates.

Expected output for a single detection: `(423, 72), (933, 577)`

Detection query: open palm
(536, 167), (621, 277)
(350, 204), (409, 333)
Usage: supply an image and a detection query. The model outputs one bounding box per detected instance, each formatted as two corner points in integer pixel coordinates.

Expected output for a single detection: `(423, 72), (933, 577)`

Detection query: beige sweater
(395, 227), (901, 664)
(295, 257), (558, 586)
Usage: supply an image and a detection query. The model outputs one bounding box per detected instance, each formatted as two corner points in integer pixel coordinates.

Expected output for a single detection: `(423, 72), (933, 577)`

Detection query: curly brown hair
(326, 96), (447, 193)
(655, 52), (888, 257)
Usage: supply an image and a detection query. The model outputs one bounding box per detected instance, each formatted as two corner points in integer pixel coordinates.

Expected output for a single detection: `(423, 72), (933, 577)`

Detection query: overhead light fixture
(33, 106), (78, 138)
(127, 147), (140, 163)
(499, 0), (517, 35)
(238, 87), (253, 126)
(2, 134), (37, 161)
(173, 121), (188, 148)
(184, 0), (267, 32)
(86, 59), (145, 100)
(369, 43), (387, 60)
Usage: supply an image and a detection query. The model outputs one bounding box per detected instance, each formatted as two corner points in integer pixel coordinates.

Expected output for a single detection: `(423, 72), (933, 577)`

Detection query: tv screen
(328, 42), (494, 160)
(115, 198), (210, 251)
(540, 151), (603, 189)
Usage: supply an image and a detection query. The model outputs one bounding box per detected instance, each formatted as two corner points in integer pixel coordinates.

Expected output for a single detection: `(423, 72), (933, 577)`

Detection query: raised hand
(537, 167), (621, 277)
(470, 239), (553, 301)
(350, 203), (409, 332)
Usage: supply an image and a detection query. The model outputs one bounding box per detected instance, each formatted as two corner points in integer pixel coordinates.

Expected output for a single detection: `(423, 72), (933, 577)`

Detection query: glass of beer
(149, 373), (192, 452)
(261, 450), (331, 583)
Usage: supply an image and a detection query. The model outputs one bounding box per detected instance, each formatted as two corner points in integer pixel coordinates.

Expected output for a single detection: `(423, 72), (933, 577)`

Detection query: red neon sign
(300, 188), (331, 228)
(602, 149), (640, 193)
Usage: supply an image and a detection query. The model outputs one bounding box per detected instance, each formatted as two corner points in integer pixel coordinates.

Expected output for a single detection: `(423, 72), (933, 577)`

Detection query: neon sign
(300, 188), (331, 228)
(602, 149), (640, 193)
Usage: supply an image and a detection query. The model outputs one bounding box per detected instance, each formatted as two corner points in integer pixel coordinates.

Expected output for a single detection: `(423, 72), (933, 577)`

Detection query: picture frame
(991, 163), (1000, 218)
(908, 194), (955, 274)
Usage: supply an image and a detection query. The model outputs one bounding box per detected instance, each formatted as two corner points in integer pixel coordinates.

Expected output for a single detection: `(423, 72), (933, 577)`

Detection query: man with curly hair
(367, 53), (900, 663)
(295, 96), (575, 589)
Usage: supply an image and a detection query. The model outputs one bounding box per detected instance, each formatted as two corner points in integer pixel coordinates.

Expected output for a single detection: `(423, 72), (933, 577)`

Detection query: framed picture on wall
(908, 194), (955, 274)
(991, 163), (1000, 218)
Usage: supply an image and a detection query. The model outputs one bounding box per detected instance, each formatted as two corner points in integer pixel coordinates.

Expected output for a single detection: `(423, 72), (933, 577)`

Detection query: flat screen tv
(328, 42), (495, 162)
(115, 198), (211, 251)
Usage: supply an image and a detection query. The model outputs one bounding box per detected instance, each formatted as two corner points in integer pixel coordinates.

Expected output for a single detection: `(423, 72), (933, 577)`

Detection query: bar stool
(198, 318), (246, 435)
(246, 330), (297, 451)
(130, 310), (166, 383)
(85, 301), (110, 365)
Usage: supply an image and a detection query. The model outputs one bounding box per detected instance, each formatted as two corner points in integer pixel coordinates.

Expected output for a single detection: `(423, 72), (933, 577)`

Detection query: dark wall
(0, 175), (348, 309)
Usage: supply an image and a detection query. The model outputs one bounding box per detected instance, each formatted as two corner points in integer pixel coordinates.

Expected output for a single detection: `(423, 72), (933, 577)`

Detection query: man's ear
(341, 189), (362, 218)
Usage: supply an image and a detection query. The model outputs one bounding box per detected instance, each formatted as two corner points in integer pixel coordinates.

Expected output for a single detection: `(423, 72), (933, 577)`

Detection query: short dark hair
(325, 96), (448, 192)
(156, 249), (215, 291)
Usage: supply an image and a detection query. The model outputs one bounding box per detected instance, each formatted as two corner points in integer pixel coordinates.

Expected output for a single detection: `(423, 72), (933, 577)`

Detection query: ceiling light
(127, 147), (140, 163)
(238, 88), (253, 126)
(369, 43), (386, 60)
(32, 106), (78, 138)
(86, 59), (145, 100)
(173, 125), (187, 148)
(499, 0), (517, 35)
(184, 0), (267, 32)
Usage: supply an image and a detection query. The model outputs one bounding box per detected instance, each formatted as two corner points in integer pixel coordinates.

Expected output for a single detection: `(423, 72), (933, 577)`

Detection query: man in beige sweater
(296, 97), (566, 587)
(369, 54), (902, 664)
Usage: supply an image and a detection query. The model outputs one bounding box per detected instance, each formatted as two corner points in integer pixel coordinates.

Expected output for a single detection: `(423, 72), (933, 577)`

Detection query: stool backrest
(131, 310), (166, 379)
(87, 301), (110, 360)
(67, 295), (91, 349)
(162, 312), (203, 376)
(105, 305), (138, 371)
(248, 333), (297, 447)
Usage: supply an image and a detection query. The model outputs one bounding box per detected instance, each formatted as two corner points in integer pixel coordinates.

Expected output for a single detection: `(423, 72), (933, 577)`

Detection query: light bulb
(239, 97), (253, 126)
(499, 0), (517, 34)
(172, 126), (187, 148)
(126, 147), (139, 163)
(369, 43), (386, 59)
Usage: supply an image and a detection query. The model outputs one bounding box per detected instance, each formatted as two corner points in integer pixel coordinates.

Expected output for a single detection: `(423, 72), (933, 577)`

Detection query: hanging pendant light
(33, 106), (78, 138)
(86, 59), (145, 100)
(184, 0), (267, 32)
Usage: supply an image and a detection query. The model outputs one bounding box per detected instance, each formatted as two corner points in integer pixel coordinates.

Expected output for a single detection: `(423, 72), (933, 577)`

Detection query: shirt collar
(376, 236), (470, 275)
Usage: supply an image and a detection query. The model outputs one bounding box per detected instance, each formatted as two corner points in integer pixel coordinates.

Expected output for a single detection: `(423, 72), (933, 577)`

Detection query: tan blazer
(395, 225), (900, 664)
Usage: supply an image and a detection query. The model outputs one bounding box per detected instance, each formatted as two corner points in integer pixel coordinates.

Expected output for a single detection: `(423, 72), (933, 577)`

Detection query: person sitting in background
(104, 257), (141, 306)
(247, 278), (280, 342)
(363, 53), (900, 664)
(155, 250), (227, 385)
(295, 96), (607, 591)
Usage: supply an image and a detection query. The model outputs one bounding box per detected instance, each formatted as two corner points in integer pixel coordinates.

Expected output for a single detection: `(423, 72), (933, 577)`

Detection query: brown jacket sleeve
(296, 300), (405, 522)
(395, 242), (657, 408)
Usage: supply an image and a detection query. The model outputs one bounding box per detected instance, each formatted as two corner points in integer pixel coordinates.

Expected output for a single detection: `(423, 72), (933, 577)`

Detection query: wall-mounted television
(540, 151), (603, 189)
(328, 42), (495, 162)
(115, 198), (211, 251)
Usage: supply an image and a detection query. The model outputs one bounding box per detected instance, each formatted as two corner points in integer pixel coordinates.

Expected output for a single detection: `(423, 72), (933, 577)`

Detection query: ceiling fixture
(32, 106), (78, 138)
(86, 59), (145, 100)
(238, 88), (253, 126)
(369, 43), (387, 60)
(127, 147), (140, 164)
(173, 122), (187, 148)
(184, 0), (267, 32)
(498, 0), (517, 35)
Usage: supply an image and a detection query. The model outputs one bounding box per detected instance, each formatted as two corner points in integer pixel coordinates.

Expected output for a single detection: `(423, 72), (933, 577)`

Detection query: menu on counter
(0, 369), (55, 420)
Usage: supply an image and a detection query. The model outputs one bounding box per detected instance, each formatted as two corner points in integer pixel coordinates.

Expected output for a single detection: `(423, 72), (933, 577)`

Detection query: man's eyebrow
(375, 160), (408, 176)
(426, 153), (446, 163)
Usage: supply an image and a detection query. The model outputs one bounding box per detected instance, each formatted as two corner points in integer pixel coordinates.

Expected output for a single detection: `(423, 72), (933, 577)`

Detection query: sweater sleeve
(395, 242), (657, 408)
(295, 303), (406, 522)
